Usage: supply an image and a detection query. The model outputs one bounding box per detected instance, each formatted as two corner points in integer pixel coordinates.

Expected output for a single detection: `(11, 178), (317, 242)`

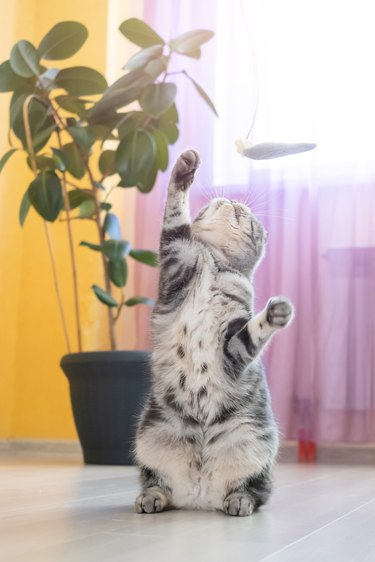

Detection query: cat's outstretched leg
(247, 296), (294, 356)
(156, 150), (200, 308)
(162, 149), (200, 230)
(135, 467), (173, 514)
(223, 469), (273, 517)
(225, 297), (294, 364)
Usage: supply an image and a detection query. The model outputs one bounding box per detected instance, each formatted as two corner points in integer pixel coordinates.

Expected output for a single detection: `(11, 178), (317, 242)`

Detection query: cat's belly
(162, 448), (272, 511)
(171, 469), (221, 511)
(136, 419), (278, 511)
(153, 286), (232, 390)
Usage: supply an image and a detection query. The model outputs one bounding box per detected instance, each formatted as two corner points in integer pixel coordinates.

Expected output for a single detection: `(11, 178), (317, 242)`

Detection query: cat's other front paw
(135, 489), (169, 514)
(171, 149), (200, 190)
(223, 493), (255, 517)
(266, 297), (294, 328)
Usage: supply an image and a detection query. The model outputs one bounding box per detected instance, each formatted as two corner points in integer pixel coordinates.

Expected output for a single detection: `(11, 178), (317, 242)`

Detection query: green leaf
(124, 44), (164, 71)
(11, 95), (56, 152)
(139, 82), (177, 118)
(19, 190), (31, 226)
(157, 103), (179, 144)
(102, 240), (131, 261)
(92, 284), (118, 307)
(144, 55), (168, 79)
(0, 60), (30, 92)
(119, 18), (164, 48)
(103, 213), (121, 240)
(67, 189), (93, 210)
(117, 111), (146, 140)
(88, 70), (152, 120)
(0, 148), (17, 173)
(80, 240), (102, 252)
(51, 147), (68, 171)
(99, 150), (116, 176)
(89, 124), (115, 141)
(177, 48), (201, 59)
(100, 201), (112, 211)
(28, 171), (63, 222)
(55, 95), (88, 117)
(125, 296), (154, 307)
(116, 129), (157, 189)
(108, 258), (127, 287)
(129, 249), (158, 267)
(183, 72), (218, 117)
(169, 29), (214, 56)
(37, 67), (59, 89)
(55, 66), (107, 96)
(62, 142), (85, 179)
(10, 40), (41, 78)
(152, 129), (169, 171)
(27, 154), (55, 171)
(79, 199), (96, 217)
(66, 117), (77, 127)
(67, 125), (94, 149)
(27, 124), (57, 153)
(38, 21), (88, 60)
(137, 163), (158, 193)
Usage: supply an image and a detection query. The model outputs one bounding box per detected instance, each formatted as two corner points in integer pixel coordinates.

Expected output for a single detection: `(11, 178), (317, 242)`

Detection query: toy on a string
(236, 139), (317, 159)
(235, 100), (317, 160)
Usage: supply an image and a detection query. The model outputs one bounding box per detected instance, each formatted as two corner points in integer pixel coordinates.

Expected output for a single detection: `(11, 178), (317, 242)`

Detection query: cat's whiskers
(199, 184), (216, 203)
(254, 212), (297, 222)
(248, 188), (270, 211)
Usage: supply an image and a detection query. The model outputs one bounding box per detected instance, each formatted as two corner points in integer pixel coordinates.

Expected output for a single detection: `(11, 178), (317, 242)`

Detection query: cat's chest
(167, 271), (247, 382)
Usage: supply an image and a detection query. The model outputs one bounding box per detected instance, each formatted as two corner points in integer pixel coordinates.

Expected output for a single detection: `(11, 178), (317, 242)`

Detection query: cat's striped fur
(134, 150), (294, 517)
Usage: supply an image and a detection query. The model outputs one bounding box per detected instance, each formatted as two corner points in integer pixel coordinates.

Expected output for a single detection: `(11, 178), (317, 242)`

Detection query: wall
(0, 0), (139, 440)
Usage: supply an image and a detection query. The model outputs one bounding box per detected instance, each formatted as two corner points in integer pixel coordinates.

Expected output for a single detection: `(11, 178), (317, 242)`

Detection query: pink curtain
(134, 1), (375, 444)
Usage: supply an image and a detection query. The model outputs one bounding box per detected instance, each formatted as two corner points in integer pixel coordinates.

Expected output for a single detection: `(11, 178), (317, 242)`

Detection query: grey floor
(1, 457), (375, 562)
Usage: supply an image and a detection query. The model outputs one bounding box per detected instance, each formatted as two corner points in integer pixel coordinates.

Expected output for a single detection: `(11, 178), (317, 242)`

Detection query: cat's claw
(223, 493), (255, 517)
(266, 297), (294, 328)
(171, 149), (200, 190)
(135, 491), (168, 514)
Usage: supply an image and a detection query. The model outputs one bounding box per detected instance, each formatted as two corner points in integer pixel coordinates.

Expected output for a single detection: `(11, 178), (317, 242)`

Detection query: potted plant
(0, 18), (217, 465)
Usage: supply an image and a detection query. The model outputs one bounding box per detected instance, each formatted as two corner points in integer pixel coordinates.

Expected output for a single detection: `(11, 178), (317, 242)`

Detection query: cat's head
(192, 197), (267, 275)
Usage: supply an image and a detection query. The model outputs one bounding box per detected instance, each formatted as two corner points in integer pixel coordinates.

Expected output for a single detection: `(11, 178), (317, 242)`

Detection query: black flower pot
(61, 350), (151, 465)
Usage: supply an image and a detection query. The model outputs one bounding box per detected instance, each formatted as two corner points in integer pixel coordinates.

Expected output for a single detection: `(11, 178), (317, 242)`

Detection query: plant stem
(104, 185), (116, 202)
(59, 216), (95, 222)
(22, 95), (71, 353)
(55, 126), (82, 352)
(86, 164), (117, 350)
(114, 292), (126, 323)
(50, 102), (117, 350)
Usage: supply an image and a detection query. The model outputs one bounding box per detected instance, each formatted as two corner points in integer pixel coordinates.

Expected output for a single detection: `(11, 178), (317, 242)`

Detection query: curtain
(135, 0), (375, 444)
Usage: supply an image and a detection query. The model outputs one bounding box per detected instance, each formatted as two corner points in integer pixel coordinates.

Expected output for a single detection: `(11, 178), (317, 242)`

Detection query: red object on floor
(298, 440), (317, 462)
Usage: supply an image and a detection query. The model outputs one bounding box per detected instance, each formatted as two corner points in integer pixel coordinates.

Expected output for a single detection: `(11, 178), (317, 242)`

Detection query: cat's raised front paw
(135, 490), (168, 514)
(171, 149), (200, 190)
(266, 297), (294, 328)
(223, 493), (255, 517)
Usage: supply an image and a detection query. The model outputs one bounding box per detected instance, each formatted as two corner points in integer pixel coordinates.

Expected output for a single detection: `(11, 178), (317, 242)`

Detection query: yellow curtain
(0, 0), (140, 440)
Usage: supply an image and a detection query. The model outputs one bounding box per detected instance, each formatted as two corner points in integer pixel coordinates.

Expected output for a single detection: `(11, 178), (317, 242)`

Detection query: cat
(134, 150), (294, 517)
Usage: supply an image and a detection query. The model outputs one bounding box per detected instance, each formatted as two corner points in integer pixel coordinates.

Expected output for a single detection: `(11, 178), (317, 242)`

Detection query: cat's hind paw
(135, 489), (169, 514)
(171, 149), (200, 190)
(223, 493), (255, 517)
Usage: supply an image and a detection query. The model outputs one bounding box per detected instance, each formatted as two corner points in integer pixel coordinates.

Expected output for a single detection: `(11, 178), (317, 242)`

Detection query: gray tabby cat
(134, 150), (294, 517)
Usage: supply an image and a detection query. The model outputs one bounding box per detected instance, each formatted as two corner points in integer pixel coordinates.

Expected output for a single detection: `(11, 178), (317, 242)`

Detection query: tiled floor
(1, 457), (375, 561)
